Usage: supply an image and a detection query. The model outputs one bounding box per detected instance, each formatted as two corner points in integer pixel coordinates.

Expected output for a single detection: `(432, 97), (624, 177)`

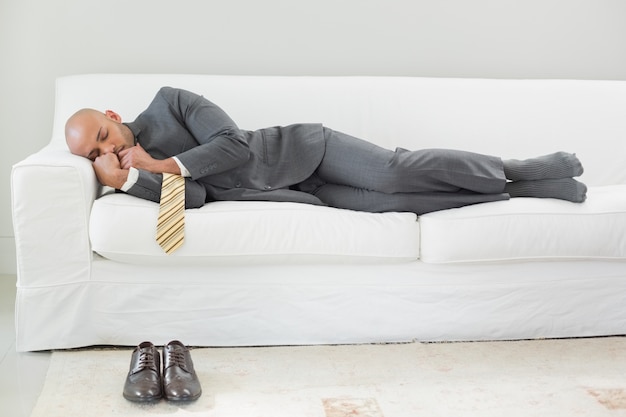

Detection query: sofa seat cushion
(89, 194), (420, 265)
(419, 185), (626, 263)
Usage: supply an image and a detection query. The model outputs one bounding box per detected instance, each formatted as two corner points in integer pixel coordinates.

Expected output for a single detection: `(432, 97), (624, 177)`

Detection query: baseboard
(0, 237), (16, 274)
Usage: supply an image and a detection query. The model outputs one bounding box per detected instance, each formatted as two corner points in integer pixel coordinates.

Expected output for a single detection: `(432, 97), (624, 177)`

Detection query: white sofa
(11, 74), (626, 352)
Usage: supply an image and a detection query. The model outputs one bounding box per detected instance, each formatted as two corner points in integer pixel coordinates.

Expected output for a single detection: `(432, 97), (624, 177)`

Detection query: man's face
(65, 109), (135, 161)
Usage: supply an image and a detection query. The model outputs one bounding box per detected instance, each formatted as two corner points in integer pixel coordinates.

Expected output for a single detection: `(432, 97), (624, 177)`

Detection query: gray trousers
(298, 128), (509, 215)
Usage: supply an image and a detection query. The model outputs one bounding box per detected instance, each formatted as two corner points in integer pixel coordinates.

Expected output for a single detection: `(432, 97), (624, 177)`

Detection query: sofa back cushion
(52, 75), (626, 187)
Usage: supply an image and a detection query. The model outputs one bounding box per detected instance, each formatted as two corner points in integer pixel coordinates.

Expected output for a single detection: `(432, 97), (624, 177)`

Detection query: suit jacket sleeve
(127, 170), (208, 209)
(158, 87), (251, 180)
(125, 87), (252, 208)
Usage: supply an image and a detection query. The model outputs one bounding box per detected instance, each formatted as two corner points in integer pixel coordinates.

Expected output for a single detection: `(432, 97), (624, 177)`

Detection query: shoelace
(134, 350), (156, 372)
(166, 349), (188, 372)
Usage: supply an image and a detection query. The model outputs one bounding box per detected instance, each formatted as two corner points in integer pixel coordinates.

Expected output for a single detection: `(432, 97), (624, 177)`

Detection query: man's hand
(93, 153), (128, 189)
(119, 143), (156, 171)
(119, 143), (181, 175)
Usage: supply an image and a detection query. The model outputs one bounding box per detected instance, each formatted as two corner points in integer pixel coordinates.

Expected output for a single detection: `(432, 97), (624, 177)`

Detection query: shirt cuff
(173, 156), (191, 177)
(120, 167), (139, 192)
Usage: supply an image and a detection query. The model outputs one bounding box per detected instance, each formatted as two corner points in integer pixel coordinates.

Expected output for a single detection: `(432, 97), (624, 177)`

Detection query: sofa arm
(11, 145), (99, 287)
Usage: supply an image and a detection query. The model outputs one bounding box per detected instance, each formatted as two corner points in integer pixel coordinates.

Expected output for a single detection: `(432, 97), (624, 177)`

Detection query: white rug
(30, 338), (626, 417)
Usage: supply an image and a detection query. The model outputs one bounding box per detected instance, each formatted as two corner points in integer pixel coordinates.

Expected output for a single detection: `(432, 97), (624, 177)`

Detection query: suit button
(235, 182), (242, 188)
(264, 185), (272, 190)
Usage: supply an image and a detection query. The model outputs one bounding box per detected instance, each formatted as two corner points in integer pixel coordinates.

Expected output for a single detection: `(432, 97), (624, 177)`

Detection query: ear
(104, 110), (122, 122)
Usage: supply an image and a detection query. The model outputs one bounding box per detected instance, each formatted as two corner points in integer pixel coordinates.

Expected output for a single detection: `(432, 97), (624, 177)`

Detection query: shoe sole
(123, 393), (163, 402)
(164, 391), (202, 402)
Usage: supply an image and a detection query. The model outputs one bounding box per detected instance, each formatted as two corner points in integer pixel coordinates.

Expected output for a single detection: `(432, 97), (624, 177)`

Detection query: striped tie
(156, 173), (185, 254)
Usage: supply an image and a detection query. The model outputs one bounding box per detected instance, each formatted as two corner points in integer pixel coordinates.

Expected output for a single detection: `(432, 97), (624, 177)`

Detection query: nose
(101, 144), (116, 155)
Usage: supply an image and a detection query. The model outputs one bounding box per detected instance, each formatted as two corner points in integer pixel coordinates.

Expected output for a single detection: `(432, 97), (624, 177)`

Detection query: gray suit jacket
(125, 87), (327, 208)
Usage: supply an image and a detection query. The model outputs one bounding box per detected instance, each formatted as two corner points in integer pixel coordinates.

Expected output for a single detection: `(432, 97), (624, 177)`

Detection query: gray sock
(504, 178), (587, 203)
(503, 152), (584, 181)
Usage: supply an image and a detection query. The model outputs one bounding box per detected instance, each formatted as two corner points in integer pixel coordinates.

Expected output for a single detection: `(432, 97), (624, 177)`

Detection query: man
(65, 87), (587, 214)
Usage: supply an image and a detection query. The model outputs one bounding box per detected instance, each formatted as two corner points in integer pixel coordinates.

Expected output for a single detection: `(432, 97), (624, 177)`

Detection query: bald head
(65, 108), (134, 161)
(65, 108), (102, 152)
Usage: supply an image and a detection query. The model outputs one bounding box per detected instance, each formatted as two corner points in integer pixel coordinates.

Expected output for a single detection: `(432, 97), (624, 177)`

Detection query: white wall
(1, 0), (626, 273)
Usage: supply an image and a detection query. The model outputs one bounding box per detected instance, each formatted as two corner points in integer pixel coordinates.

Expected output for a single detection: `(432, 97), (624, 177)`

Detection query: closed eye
(88, 126), (108, 161)
(97, 128), (108, 143)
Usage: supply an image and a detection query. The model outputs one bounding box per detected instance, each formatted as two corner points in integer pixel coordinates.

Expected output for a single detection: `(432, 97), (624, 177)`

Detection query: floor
(28, 335), (626, 417)
(0, 275), (51, 417)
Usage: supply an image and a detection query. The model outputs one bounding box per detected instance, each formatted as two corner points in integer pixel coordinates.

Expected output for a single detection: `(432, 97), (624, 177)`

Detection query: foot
(505, 178), (587, 203)
(503, 152), (584, 181)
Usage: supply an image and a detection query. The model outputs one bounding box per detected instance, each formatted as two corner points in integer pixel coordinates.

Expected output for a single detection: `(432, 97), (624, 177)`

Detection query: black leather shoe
(123, 341), (162, 402)
(162, 340), (202, 401)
